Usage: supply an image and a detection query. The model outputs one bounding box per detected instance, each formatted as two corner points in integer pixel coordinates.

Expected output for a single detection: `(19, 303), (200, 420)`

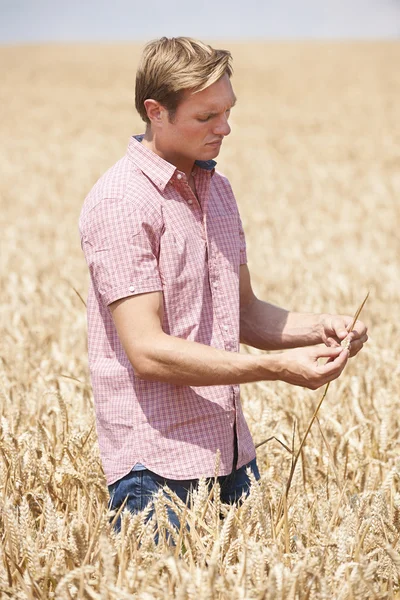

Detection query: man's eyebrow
(197, 97), (238, 116)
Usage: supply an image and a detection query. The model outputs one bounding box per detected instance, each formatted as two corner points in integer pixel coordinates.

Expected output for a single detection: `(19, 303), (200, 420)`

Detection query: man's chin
(202, 144), (222, 159)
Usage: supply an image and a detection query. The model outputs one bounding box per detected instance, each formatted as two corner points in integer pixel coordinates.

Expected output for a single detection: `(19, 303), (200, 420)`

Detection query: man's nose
(214, 116), (231, 137)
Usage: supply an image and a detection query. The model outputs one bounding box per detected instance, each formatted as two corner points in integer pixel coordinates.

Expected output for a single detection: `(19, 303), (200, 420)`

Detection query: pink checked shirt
(79, 135), (256, 485)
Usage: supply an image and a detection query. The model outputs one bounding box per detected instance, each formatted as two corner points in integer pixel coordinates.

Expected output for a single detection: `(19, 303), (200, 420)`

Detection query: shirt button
(213, 282), (218, 289)
(223, 325), (229, 331)
(176, 173), (182, 180)
(129, 285), (135, 292)
(187, 199), (193, 205)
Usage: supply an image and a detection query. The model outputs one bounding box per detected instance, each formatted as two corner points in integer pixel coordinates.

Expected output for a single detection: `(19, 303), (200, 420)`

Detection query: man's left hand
(320, 315), (368, 358)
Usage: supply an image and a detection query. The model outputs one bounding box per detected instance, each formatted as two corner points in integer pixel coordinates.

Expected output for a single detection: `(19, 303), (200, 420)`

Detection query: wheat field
(0, 41), (400, 599)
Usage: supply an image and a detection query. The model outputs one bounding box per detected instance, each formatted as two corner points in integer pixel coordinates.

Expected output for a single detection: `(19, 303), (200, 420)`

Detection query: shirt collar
(127, 134), (216, 192)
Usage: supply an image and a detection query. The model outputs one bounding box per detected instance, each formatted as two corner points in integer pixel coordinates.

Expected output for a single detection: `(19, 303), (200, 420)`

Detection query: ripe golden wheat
(0, 42), (399, 599)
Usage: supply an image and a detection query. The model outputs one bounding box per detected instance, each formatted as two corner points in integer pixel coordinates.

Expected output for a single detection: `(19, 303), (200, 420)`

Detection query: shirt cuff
(102, 278), (163, 306)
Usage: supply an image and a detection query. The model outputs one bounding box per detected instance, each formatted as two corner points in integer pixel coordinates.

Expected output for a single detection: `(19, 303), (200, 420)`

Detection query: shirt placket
(172, 170), (206, 247)
(197, 171), (240, 474)
(172, 167), (241, 475)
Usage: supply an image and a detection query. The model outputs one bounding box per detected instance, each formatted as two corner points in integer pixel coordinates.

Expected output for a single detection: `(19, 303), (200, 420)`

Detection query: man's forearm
(240, 298), (325, 350)
(133, 331), (282, 385)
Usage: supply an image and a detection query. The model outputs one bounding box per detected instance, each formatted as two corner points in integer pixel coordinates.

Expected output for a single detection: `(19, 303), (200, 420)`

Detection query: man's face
(159, 74), (236, 163)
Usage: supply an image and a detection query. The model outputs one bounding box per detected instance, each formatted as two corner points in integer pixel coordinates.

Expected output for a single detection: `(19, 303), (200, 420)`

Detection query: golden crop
(0, 42), (399, 599)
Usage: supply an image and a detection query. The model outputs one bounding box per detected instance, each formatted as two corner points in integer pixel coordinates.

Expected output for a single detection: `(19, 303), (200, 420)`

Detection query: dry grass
(0, 42), (400, 599)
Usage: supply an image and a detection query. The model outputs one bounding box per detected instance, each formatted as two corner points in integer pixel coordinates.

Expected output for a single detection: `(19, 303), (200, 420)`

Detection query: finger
(352, 319), (368, 337)
(343, 331), (356, 343)
(315, 346), (345, 360)
(347, 333), (368, 356)
(348, 332), (368, 346)
(347, 329), (366, 341)
(317, 348), (349, 376)
(331, 317), (351, 341)
(348, 340), (365, 357)
(337, 329), (349, 341)
(349, 345), (362, 357)
(325, 336), (341, 347)
(332, 317), (368, 341)
(346, 330), (357, 341)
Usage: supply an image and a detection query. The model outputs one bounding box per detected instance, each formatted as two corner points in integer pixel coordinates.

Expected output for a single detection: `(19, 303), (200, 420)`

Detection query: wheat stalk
(276, 291), (370, 524)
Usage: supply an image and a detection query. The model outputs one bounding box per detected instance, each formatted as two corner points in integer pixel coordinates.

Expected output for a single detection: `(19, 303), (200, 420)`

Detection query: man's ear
(144, 99), (165, 126)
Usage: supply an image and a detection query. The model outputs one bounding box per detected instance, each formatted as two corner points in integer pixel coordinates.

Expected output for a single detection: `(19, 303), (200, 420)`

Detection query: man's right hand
(274, 345), (350, 390)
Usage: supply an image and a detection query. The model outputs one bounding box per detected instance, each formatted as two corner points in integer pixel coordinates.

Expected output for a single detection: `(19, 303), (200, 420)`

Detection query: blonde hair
(135, 37), (233, 124)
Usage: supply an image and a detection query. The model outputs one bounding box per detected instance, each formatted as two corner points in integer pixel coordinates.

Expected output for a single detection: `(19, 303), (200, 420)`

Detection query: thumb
(337, 328), (349, 340)
(317, 345), (346, 359)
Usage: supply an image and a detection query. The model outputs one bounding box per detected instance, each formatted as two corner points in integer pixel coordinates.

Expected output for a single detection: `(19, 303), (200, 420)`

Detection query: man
(79, 37), (367, 529)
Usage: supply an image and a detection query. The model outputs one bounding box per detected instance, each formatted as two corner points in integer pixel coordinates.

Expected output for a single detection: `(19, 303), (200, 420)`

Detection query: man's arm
(110, 290), (350, 390)
(239, 265), (368, 355)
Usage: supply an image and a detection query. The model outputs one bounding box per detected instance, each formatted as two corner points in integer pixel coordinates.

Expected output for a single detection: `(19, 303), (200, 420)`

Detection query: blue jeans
(108, 458), (260, 533)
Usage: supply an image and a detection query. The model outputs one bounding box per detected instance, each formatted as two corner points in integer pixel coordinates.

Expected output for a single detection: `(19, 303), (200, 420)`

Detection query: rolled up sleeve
(81, 197), (163, 306)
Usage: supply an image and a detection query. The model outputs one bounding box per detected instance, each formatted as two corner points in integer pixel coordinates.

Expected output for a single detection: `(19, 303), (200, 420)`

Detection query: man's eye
(197, 116), (212, 122)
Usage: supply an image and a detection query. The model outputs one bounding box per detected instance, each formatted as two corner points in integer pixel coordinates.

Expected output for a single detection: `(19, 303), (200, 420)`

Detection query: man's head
(135, 37), (236, 167)
(135, 37), (233, 125)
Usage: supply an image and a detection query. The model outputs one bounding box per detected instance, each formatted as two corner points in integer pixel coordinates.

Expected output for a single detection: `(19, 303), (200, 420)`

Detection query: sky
(1, 0), (400, 43)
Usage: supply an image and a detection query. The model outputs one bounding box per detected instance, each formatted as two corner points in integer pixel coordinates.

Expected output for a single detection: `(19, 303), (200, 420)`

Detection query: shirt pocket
(160, 222), (207, 285)
(208, 213), (240, 272)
